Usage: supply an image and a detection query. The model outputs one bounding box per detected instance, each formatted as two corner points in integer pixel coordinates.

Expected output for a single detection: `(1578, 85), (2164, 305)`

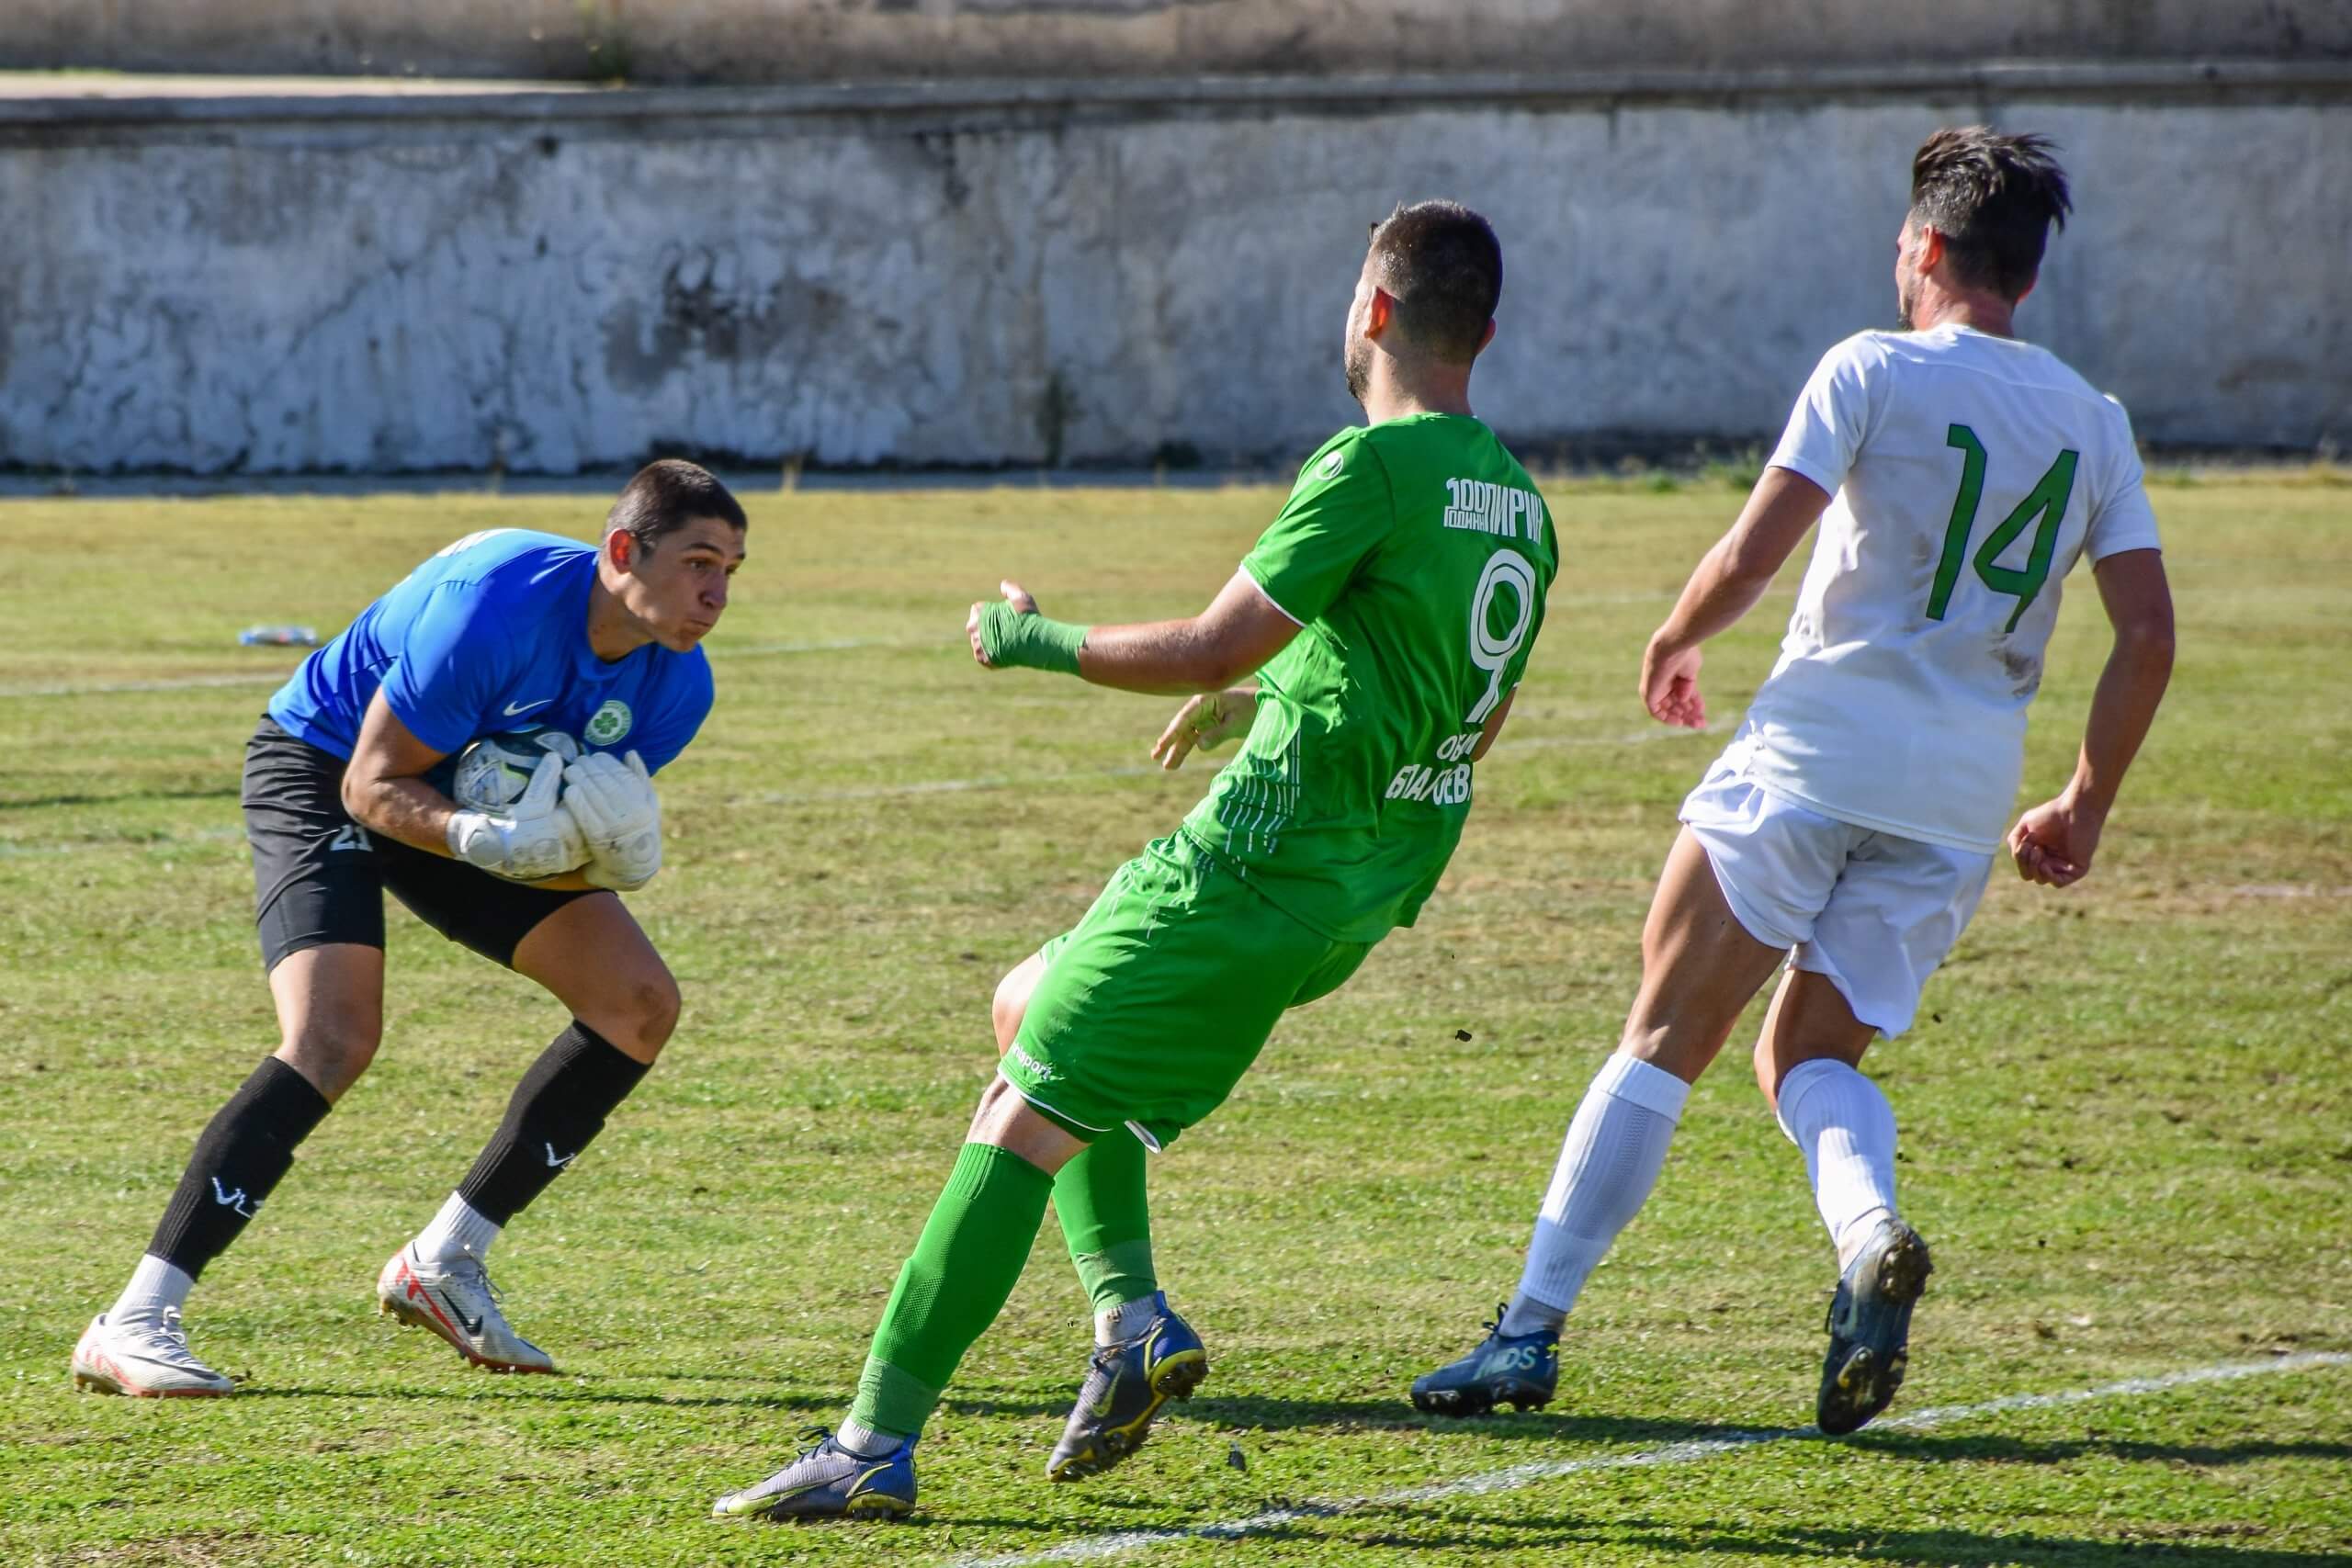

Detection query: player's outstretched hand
(2007, 793), (2105, 888)
(1641, 635), (1707, 729)
(967, 581), (1041, 669)
(1150, 686), (1254, 771)
(567, 750), (663, 892)
(447, 751), (591, 882)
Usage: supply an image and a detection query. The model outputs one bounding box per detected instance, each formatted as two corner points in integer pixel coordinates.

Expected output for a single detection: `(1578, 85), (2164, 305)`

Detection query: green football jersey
(1179, 413), (1558, 942)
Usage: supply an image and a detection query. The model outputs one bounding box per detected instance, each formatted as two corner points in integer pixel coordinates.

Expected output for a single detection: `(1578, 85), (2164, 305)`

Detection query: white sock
(107, 1254), (195, 1329)
(1095, 1292), (1160, 1347)
(835, 1417), (904, 1458)
(1776, 1058), (1899, 1268)
(413, 1192), (503, 1266)
(1505, 1053), (1691, 1336)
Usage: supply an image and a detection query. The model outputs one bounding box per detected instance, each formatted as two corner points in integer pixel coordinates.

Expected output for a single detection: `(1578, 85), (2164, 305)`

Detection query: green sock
(849, 1142), (1053, 1438)
(1054, 1132), (1157, 1317)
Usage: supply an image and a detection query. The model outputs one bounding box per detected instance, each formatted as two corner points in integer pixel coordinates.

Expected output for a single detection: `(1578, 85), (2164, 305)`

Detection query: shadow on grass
(1178, 1393), (1779, 1445)
(1854, 1428), (2352, 1469)
(1298, 1517), (2352, 1567)
(235, 1381), (1076, 1419)
(235, 1382), (856, 1414)
(223, 1382), (1772, 1442)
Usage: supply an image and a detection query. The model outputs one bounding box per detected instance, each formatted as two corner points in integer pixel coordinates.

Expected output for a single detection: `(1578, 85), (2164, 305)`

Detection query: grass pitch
(1, 473), (2347, 1567)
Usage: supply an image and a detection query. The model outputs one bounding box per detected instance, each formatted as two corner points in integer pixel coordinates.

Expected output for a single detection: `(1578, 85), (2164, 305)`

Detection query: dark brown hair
(1368, 200), (1503, 364)
(1910, 127), (2073, 299)
(605, 458), (747, 549)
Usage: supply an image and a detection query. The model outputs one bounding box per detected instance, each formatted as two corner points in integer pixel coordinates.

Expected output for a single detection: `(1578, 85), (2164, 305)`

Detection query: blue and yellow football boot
(710, 1427), (917, 1522)
(1046, 1292), (1210, 1481)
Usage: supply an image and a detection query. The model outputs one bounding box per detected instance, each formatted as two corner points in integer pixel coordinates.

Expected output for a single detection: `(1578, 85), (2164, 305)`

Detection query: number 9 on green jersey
(1179, 412), (1559, 946)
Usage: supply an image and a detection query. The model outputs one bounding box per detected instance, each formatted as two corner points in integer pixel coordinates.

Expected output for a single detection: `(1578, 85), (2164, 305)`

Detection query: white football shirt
(1725, 323), (2163, 853)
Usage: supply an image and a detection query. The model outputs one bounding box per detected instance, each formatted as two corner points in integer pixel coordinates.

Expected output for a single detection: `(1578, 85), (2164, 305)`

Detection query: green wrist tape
(979, 602), (1088, 674)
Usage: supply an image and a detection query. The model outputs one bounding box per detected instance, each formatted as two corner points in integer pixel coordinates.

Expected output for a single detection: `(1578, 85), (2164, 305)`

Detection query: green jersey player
(711, 201), (1557, 1522)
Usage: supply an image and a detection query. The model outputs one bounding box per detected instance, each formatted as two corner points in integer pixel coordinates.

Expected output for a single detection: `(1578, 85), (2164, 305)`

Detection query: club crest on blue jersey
(583, 700), (633, 746)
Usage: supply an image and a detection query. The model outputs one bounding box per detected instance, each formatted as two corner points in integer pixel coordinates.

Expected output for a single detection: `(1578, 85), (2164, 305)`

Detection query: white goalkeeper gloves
(442, 748), (663, 891)
(445, 751), (591, 882)
(563, 749), (663, 892)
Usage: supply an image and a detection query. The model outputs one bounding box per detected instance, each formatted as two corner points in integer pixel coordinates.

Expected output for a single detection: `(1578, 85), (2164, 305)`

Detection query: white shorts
(1679, 760), (1994, 1037)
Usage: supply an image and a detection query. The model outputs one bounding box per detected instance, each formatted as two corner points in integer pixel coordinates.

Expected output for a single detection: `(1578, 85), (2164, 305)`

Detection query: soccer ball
(450, 729), (578, 812)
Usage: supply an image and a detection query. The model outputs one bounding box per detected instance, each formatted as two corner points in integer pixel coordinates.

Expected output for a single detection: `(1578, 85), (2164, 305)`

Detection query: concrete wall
(5, 1), (2347, 83)
(0, 65), (2343, 474)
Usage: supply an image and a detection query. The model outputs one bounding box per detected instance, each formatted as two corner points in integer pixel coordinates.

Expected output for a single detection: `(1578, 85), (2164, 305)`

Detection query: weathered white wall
(5, 0), (2346, 82)
(0, 70), (2343, 474)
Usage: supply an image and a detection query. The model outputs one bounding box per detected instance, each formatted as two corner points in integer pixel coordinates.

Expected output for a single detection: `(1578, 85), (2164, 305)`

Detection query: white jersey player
(1414, 127), (2176, 1434)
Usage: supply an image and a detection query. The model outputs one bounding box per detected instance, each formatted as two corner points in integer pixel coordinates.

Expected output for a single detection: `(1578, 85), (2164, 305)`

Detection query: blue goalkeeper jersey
(266, 528), (713, 775)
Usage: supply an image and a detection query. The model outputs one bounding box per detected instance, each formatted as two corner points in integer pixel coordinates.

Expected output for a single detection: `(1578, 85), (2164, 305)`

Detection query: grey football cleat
(1817, 1215), (1932, 1435)
(710, 1428), (917, 1522)
(1410, 1304), (1558, 1416)
(72, 1309), (234, 1397)
(377, 1245), (557, 1375)
(1046, 1293), (1210, 1481)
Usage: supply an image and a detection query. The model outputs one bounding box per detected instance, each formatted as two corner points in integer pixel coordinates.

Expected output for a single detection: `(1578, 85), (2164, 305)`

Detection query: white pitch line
(0, 637), (906, 699)
(0, 671), (297, 699)
(736, 724), (1717, 810)
(716, 637), (915, 659)
(741, 767), (1161, 807)
(950, 1352), (2351, 1568)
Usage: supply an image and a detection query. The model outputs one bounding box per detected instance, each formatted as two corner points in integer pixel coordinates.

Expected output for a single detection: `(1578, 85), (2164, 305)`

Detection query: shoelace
(125, 1308), (200, 1360)
(443, 1255), (508, 1314)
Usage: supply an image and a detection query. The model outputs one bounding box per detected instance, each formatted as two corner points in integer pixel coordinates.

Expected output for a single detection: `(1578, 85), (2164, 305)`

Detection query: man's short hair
(1909, 127), (2073, 300)
(1367, 200), (1503, 364)
(606, 458), (747, 549)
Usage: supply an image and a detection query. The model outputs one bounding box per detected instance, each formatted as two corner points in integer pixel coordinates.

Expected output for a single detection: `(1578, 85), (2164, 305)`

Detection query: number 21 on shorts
(1929, 424), (2079, 632)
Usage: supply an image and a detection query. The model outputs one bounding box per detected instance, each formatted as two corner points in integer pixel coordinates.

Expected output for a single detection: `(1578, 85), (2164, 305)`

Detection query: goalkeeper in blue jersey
(72, 460), (747, 1397)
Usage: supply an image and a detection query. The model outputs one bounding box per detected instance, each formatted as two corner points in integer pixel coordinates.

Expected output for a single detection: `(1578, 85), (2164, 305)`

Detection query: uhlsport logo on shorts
(583, 700), (632, 745)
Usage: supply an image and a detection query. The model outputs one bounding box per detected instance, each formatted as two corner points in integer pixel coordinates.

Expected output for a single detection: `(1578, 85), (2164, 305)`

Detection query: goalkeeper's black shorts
(242, 716), (595, 973)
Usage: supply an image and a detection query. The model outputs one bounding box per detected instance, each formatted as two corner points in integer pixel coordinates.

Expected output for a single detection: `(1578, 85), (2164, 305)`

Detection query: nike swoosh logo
(1086, 1370), (1122, 1418)
(439, 1289), (484, 1337)
(544, 1143), (578, 1168)
(503, 698), (554, 716)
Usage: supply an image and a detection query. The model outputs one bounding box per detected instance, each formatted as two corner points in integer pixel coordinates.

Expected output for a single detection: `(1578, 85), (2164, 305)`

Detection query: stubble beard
(1343, 334), (1372, 406)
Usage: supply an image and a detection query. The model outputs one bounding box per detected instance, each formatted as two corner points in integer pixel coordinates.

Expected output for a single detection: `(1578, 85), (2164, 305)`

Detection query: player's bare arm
(1469, 685), (1518, 761)
(342, 693), (598, 890)
(966, 569), (1300, 696)
(340, 691), (462, 852)
(2007, 547), (2175, 886)
(1640, 467), (1832, 728)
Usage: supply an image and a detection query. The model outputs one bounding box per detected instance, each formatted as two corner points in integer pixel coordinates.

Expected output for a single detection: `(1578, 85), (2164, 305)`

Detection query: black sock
(147, 1056), (333, 1280)
(457, 1021), (650, 1225)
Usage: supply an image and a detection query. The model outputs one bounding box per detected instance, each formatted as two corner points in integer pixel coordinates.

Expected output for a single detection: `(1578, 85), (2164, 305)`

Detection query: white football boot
(376, 1244), (557, 1374)
(72, 1309), (235, 1397)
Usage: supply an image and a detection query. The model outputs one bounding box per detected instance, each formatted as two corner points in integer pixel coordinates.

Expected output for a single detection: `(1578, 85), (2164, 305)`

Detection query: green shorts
(1000, 832), (1374, 1150)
